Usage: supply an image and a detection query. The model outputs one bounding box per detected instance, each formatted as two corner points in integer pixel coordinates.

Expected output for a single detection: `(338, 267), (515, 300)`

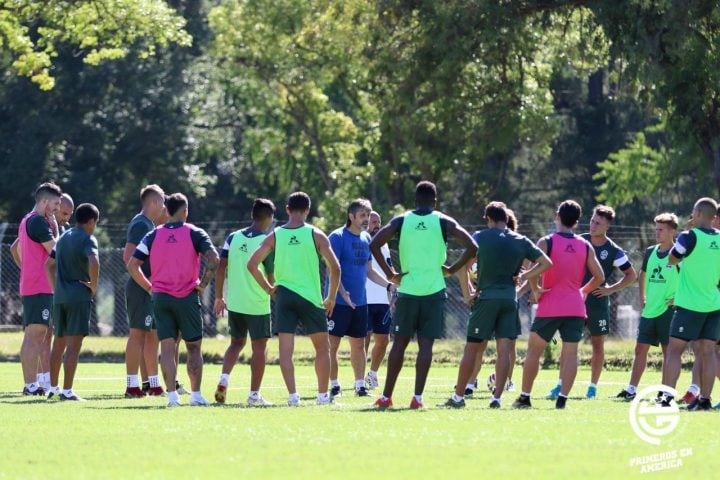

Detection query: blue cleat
(546, 384), (561, 400)
(586, 385), (597, 399)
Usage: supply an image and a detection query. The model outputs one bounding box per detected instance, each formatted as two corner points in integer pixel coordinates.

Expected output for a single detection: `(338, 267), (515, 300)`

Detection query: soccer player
(327, 200), (390, 398)
(661, 197), (720, 410)
(371, 181), (477, 409)
(57, 194), (74, 234)
(547, 205), (636, 400)
(10, 182), (62, 395)
(513, 200), (604, 409)
(127, 193), (219, 407)
(364, 210), (395, 390)
(247, 192), (341, 406)
(213, 198), (276, 406)
(616, 213), (679, 400)
(45, 203), (100, 401)
(122, 185), (166, 397)
(441, 202), (551, 409)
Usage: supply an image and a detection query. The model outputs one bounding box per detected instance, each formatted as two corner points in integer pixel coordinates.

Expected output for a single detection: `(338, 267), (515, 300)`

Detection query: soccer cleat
(365, 373), (379, 390)
(655, 392), (674, 407)
(555, 396), (567, 409)
(214, 384), (227, 404)
(124, 387), (146, 398)
(316, 396), (333, 406)
(141, 382), (150, 394)
(373, 397), (393, 409)
(355, 386), (372, 397)
(616, 389), (636, 401)
(512, 395), (532, 409)
(175, 381), (188, 395)
(60, 392), (86, 402)
(409, 397), (424, 409)
(585, 385), (597, 399)
(46, 387), (61, 400)
(167, 399), (181, 407)
(438, 397), (465, 408)
(505, 379), (516, 392)
(489, 399), (501, 409)
(686, 397), (712, 411)
(464, 386), (475, 396)
(247, 395), (273, 407)
(22, 385), (46, 396)
(287, 397), (301, 407)
(714, 401), (720, 410)
(147, 386), (165, 396)
(330, 385), (342, 398)
(546, 384), (561, 400)
(189, 395), (210, 406)
(678, 390), (698, 405)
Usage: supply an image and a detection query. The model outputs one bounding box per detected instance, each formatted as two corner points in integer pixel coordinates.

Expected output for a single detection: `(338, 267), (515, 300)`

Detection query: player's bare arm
(247, 232), (276, 295)
(197, 249), (219, 294)
(213, 257), (228, 315)
(80, 254), (100, 295)
(443, 218), (478, 277)
(127, 257), (152, 294)
(582, 247), (605, 298)
(369, 217), (401, 282)
(314, 228), (341, 317)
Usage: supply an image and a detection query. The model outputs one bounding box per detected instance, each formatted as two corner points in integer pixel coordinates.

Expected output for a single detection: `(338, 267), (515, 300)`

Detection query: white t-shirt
(366, 244), (391, 305)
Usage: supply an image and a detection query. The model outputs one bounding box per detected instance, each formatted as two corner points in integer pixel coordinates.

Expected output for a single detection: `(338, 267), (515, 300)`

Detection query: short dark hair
(694, 197), (718, 219)
(165, 193), (188, 216)
(654, 212), (678, 230)
(287, 192), (311, 212)
(593, 204), (615, 223)
(34, 182), (62, 201)
(415, 181), (437, 207)
(75, 203), (99, 224)
(558, 200), (582, 228)
(346, 198), (372, 227)
(252, 198), (276, 220)
(484, 201), (508, 223)
(506, 209), (518, 231)
(140, 184), (165, 203)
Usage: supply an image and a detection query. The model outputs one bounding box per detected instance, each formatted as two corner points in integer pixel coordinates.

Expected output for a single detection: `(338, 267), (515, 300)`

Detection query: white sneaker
(506, 380), (516, 392)
(287, 396), (301, 407)
(316, 395), (333, 406)
(365, 373), (379, 390)
(167, 399), (181, 407)
(247, 394), (273, 407)
(189, 395), (209, 406)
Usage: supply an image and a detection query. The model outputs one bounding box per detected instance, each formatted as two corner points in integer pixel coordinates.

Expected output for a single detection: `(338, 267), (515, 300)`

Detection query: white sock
(465, 383), (476, 390)
(36, 373), (42, 385)
(219, 373), (230, 386)
(40, 372), (50, 388)
(190, 391), (204, 401)
(368, 370), (377, 377)
(521, 391), (531, 397)
(50, 385), (60, 393)
(168, 390), (180, 403)
(127, 374), (139, 388)
(491, 396), (501, 403)
(627, 385), (637, 394)
(452, 393), (464, 402)
(149, 375), (160, 388)
(414, 394), (423, 403)
(355, 379), (365, 389)
(688, 384), (700, 395)
(380, 394), (390, 401)
(558, 393), (568, 399)
(249, 390), (259, 398)
(317, 392), (329, 401)
(62, 388), (73, 396)
(25, 382), (39, 391)
(289, 392), (300, 402)
(330, 379), (340, 388)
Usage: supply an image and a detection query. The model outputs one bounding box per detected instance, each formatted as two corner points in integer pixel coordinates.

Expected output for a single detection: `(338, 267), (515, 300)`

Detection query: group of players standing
(12, 180), (720, 410)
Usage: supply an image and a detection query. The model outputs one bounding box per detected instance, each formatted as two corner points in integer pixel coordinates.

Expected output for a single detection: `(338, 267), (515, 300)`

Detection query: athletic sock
(465, 383), (476, 390)
(355, 379), (365, 390)
(168, 390), (180, 403)
(380, 394), (390, 401)
(627, 385), (637, 394)
(688, 384), (700, 395)
(40, 372), (50, 389)
(62, 388), (73, 396)
(127, 374), (139, 388)
(452, 393), (464, 402)
(414, 394), (423, 403)
(148, 375), (160, 388)
(317, 392), (330, 402)
(558, 393), (568, 399)
(219, 373), (230, 386)
(368, 370), (378, 378)
(491, 396), (501, 403)
(25, 383), (37, 392)
(521, 391), (531, 398)
(330, 379), (340, 388)
(190, 391), (204, 401)
(289, 392), (300, 402)
(249, 390), (259, 398)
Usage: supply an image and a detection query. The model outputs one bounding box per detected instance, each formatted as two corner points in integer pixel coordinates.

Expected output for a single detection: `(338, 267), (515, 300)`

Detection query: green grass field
(0, 335), (715, 479)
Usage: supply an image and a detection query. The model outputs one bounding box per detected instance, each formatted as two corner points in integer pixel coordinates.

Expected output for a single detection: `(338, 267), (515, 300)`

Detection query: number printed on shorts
(599, 319), (607, 331)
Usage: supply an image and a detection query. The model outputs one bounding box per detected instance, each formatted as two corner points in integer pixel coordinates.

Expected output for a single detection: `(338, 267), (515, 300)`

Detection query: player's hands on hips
(665, 297), (674, 306)
(592, 286), (612, 298)
(79, 280), (97, 295)
(340, 291), (356, 309)
(442, 265), (453, 277)
(464, 290), (480, 307)
(533, 287), (550, 304)
(213, 298), (226, 316)
(388, 271), (405, 285)
(323, 297), (336, 317)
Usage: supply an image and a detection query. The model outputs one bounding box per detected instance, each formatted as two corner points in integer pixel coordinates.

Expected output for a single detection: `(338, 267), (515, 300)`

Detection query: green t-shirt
(274, 224), (323, 307)
(473, 228), (542, 300)
(224, 227), (274, 315)
(674, 228), (720, 312)
(641, 245), (679, 318)
(51, 226), (98, 304)
(397, 211), (447, 296)
(126, 213), (154, 277)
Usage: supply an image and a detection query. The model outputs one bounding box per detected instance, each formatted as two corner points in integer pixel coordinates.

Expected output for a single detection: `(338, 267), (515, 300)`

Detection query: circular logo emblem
(145, 315), (153, 327)
(327, 319), (335, 331)
(41, 309), (50, 321)
(629, 385), (680, 445)
(600, 249), (609, 260)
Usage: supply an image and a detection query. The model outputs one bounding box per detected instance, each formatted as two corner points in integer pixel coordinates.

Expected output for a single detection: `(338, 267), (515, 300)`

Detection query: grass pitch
(0, 336), (715, 479)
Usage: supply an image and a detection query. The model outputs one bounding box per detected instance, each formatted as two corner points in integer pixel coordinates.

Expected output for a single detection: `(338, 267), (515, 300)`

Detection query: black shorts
(328, 304), (368, 338)
(367, 304), (391, 335)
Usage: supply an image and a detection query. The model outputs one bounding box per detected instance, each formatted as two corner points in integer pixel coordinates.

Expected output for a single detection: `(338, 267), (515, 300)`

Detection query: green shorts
(53, 301), (92, 337)
(637, 308), (673, 346)
(274, 286), (327, 335)
(531, 316), (584, 343)
(126, 279), (155, 331)
(22, 294), (53, 327)
(669, 307), (720, 342)
(585, 301), (610, 337)
(153, 292), (203, 342)
(393, 291), (446, 340)
(228, 311), (271, 340)
(468, 298), (519, 341)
